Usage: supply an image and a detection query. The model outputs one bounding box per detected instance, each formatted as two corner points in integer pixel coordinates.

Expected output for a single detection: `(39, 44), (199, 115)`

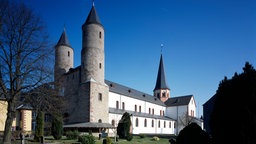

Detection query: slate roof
(154, 54), (170, 91)
(84, 5), (102, 26)
(165, 95), (193, 107)
(64, 122), (115, 128)
(105, 80), (166, 106)
(56, 28), (72, 48)
(16, 103), (33, 110)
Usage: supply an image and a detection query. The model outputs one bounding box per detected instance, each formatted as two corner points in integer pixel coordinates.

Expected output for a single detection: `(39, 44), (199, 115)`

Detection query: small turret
(54, 28), (74, 82)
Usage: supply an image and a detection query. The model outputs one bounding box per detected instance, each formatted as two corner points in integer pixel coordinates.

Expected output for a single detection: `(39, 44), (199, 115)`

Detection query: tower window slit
(99, 31), (102, 39)
(68, 51), (70, 57)
(99, 63), (101, 69)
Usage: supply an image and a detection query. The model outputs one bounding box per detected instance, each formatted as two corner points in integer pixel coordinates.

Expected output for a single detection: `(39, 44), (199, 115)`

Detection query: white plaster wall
(109, 113), (175, 135)
(109, 92), (166, 116)
(188, 97), (197, 117)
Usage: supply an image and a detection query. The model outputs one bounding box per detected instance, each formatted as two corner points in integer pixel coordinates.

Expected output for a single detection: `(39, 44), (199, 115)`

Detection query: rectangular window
(98, 93), (102, 101)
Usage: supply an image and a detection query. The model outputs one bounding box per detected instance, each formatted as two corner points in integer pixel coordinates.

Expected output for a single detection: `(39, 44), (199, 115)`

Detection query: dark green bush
(66, 130), (79, 139)
(126, 133), (133, 141)
(139, 134), (146, 138)
(51, 117), (63, 140)
(78, 134), (95, 144)
(105, 136), (112, 144)
(34, 111), (44, 142)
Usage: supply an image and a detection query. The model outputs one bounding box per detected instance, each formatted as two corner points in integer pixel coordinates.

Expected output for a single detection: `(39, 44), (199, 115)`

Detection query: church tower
(154, 54), (170, 102)
(79, 4), (109, 123)
(54, 28), (73, 95)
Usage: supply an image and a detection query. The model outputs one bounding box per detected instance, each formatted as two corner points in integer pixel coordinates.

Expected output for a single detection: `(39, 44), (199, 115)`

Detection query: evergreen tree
(51, 116), (63, 140)
(176, 123), (210, 144)
(34, 111), (44, 142)
(117, 112), (132, 139)
(210, 62), (256, 144)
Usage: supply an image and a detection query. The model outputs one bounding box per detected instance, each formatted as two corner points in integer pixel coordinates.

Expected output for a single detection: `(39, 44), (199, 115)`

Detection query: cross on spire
(160, 44), (164, 53)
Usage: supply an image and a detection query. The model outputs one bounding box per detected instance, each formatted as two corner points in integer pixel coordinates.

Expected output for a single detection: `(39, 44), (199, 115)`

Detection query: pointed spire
(84, 4), (102, 26)
(56, 28), (71, 48)
(154, 54), (170, 91)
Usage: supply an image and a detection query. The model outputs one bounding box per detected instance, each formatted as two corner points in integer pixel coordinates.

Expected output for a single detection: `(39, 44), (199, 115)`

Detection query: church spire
(154, 54), (170, 91)
(154, 53), (170, 102)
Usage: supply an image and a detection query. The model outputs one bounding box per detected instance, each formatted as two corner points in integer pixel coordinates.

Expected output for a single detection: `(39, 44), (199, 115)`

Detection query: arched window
(139, 106), (141, 112)
(136, 118), (139, 127)
(158, 120), (161, 128)
(163, 92), (166, 97)
(98, 119), (102, 123)
(122, 102), (125, 110)
(169, 122), (172, 128)
(152, 109), (154, 115)
(111, 120), (115, 126)
(152, 120), (154, 127)
(144, 119), (147, 127)
(68, 51), (70, 57)
(149, 108), (151, 114)
(116, 101), (119, 109)
(134, 105), (137, 112)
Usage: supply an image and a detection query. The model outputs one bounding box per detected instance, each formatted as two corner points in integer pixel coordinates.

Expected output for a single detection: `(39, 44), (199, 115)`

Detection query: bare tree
(0, 1), (53, 143)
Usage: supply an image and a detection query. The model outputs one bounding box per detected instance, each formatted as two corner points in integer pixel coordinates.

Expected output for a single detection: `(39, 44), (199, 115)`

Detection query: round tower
(81, 5), (105, 85)
(54, 28), (74, 82)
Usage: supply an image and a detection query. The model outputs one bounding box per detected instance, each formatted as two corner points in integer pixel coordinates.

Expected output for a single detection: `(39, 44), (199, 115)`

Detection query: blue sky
(23, 0), (256, 117)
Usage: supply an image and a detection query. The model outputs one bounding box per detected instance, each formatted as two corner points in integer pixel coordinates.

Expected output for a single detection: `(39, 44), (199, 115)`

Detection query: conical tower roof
(56, 28), (71, 48)
(154, 54), (170, 91)
(84, 5), (102, 26)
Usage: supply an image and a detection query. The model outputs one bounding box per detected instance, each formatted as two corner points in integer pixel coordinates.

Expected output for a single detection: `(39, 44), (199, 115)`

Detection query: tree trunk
(3, 101), (16, 144)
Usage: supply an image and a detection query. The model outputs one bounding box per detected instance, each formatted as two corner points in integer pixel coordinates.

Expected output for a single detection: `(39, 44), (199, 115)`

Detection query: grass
(96, 136), (170, 144)
(11, 135), (170, 144)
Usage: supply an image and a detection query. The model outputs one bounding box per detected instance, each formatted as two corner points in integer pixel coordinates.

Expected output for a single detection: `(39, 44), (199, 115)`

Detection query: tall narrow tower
(154, 54), (170, 102)
(81, 5), (104, 84)
(79, 4), (109, 123)
(54, 29), (73, 95)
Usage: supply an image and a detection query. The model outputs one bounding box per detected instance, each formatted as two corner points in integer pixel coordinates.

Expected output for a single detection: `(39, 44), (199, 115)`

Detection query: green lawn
(96, 136), (170, 144)
(12, 135), (170, 144)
